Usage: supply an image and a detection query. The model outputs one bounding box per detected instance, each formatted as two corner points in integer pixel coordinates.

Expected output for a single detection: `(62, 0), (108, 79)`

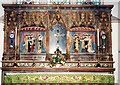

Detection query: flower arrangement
(49, 54), (66, 68)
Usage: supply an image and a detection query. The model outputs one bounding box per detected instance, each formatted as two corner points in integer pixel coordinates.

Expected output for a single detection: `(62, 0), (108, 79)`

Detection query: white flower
(61, 61), (65, 65)
(53, 55), (57, 58)
(53, 59), (56, 63)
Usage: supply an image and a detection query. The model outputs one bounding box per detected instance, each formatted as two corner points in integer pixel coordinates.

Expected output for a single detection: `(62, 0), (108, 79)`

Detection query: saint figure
(37, 34), (43, 53)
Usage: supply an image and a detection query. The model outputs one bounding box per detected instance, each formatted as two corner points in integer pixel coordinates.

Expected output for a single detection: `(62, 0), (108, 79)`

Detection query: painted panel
(20, 31), (46, 54)
(70, 31), (96, 53)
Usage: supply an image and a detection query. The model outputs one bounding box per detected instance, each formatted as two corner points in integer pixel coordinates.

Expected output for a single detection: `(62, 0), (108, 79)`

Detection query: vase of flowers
(49, 54), (66, 68)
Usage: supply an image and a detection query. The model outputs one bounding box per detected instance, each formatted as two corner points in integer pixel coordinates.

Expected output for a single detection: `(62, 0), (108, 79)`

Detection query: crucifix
(54, 28), (65, 53)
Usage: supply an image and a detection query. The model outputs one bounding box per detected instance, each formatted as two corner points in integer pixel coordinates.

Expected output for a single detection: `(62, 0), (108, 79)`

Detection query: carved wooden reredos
(2, 3), (115, 73)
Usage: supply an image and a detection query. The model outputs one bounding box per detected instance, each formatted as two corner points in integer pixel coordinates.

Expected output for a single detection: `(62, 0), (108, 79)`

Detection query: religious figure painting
(49, 23), (66, 54)
(70, 31), (96, 53)
(20, 31), (46, 54)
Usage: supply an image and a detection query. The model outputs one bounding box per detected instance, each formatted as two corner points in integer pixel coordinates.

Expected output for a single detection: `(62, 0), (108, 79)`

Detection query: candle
(19, 0), (21, 4)
(12, 0), (15, 4)
(15, 27), (17, 47)
(101, 0), (104, 5)
(97, 29), (99, 46)
(14, 0), (16, 4)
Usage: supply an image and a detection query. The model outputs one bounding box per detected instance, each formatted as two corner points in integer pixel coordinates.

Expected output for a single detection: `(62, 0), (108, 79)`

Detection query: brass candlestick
(97, 46), (101, 68)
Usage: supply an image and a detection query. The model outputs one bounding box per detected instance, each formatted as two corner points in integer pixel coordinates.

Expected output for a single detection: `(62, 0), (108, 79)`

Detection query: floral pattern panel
(4, 74), (114, 83)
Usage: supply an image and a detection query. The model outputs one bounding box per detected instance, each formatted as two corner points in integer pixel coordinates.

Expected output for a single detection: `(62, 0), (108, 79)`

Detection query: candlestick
(97, 29), (99, 46)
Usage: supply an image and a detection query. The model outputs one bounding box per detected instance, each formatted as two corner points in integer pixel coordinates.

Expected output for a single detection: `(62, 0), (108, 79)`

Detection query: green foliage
(49, 54), (66, 67)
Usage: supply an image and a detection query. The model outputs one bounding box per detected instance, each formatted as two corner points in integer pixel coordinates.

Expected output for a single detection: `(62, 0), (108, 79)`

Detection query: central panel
(49, 23), (66, 54)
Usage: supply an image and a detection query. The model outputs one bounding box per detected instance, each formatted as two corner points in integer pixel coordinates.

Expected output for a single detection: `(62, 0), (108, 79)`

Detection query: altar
(4, 72), (114, 83)
(1, 0), (115, 84)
